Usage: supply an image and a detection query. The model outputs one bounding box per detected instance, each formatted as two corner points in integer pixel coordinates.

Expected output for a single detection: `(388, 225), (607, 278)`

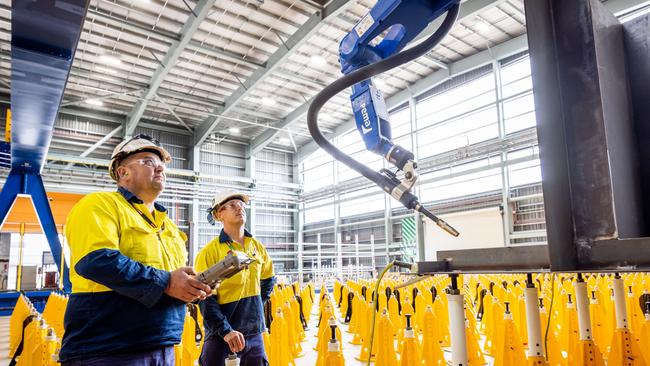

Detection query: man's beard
(151, 179), (165, 193)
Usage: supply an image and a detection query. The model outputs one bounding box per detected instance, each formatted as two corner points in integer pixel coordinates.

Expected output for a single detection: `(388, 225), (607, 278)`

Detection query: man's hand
(164, 267), (212, 303)
(223, 331), (245, 353)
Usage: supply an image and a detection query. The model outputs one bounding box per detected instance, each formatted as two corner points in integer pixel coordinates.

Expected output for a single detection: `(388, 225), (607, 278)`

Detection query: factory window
(340, 189), (384, 218)
(509, 159), (542, 187)
(416, 73), (498, 158)
(500, 56), (538, 134)
(303, 147), (334, 192)
(418, 167), (502, 203)
(304, 197), (335, 224)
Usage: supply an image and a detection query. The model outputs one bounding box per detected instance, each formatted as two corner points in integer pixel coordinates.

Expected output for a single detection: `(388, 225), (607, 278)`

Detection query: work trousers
(199, 333), (268, 366)
(61, 346), (174, 366)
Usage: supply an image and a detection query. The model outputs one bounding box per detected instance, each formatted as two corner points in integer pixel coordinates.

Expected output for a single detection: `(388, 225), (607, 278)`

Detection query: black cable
(307, 3), (460, 210)
(544, 274), (556, 362)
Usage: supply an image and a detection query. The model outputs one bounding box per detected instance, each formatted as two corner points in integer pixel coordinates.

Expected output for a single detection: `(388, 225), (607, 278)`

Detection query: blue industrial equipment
(0, 290), (53, 316)
(0, 140), (9, 169)
(0, 0), (91, 292)
(308, 0), (460, 236)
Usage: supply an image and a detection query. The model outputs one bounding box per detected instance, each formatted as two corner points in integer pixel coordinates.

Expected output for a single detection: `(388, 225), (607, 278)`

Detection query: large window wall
(300, 53), (545, 275)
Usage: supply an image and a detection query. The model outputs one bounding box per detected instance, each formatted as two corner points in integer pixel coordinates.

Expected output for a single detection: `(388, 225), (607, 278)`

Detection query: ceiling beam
(295, 34), (528, 163)
(86, 8), (265, 69)
(123, 0), (216, 137)
(58, 107), (125, 124)
(249, 0), (503, 156)
(58, 107), (192, 135)
(0, 94), (193, 137)
(192, 0), (353, 147)
(64, 125), (123, 169)
(249, 97), (311, 157)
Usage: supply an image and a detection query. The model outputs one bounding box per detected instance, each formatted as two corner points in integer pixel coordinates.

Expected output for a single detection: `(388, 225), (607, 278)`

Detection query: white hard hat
(207, 189), (250, 225)
(109, 134), (171, 181)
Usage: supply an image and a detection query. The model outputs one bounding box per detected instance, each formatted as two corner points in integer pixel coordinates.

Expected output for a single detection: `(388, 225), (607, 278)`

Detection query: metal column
(245, 146), (256, 236)
(188, 145), (201, 264)
(493, 60), (512, 247)
(524, 0), (647, 270)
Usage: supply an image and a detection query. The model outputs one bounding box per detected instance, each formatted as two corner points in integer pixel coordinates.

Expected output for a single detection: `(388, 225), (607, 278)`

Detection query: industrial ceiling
(0, 0), (646, 160)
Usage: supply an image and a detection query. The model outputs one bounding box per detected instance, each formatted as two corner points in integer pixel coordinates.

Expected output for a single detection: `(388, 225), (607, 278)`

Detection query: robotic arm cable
(307, 1), (461, 236)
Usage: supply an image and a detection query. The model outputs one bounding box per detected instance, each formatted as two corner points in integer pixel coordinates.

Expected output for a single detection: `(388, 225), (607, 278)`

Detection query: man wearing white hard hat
(60, 134), (212, 366)
(195, 190), (276, 366)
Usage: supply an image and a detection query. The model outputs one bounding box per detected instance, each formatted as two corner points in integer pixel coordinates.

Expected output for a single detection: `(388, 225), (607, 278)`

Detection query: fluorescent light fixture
(261, 97), (276, 106)
(474, 21), (491, 32)
(228, 127), (241, 135)
(95, 65), (118, 75)
(310, 55), (327, 66)
(278, 137), (291, 145)
(98, 54), (122, 66)
(85, 99), (104, 106)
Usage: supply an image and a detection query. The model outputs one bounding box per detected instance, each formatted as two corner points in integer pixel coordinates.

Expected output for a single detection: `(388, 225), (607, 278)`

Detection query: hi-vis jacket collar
(219, 228), (253, 244)
(118, 186), (167, 213)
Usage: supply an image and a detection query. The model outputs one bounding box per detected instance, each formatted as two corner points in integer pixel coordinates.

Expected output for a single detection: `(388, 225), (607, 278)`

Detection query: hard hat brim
(211, 192), (250, 212)
(109, 145), (171, 181)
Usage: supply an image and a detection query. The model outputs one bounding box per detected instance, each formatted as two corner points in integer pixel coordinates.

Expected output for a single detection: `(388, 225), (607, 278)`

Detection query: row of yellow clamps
(9, 282), (315, 366)
(9, 292), (67, 366)
(263, 282), (315, 366)
(328, 272), (650, 366)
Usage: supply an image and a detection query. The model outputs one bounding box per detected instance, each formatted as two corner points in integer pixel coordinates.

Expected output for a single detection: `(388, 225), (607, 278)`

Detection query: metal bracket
(0, 169), (71, 292)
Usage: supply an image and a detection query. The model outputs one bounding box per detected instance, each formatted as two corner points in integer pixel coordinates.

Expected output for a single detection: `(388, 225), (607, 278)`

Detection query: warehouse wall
(424, 207), (504, 261)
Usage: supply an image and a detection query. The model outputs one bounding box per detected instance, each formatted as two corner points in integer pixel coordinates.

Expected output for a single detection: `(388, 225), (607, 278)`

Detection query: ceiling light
(278, 137), (291, 145)
(474, 21), (491, 32)
(261, 97), (276, 106)
(310, 55), (327, 66)
(95, 65), (118, 75)
(228, 127), (241, 135)
(98, 54), (122, 66)
(85, 99), (103, 106)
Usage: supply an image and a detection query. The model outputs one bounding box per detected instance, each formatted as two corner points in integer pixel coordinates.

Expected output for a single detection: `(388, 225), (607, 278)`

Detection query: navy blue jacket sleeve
(199, 295), (233, 338)
(260, 276), (276, 303)
(75, 248), (171, 308)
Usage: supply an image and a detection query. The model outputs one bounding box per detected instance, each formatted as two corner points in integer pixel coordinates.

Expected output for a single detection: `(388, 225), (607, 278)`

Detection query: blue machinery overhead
(0, 0), (91, 292)
(308, 0), (461, 237)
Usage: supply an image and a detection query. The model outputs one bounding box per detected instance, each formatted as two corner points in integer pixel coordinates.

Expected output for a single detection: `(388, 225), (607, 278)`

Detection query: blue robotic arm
(342, 0), (459, 187)
(308, 0), (461, 237)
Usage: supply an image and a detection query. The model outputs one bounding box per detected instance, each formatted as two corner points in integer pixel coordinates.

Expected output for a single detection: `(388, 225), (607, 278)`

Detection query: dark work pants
(61, 346), (174, 366)
(199, 333), (268, 366)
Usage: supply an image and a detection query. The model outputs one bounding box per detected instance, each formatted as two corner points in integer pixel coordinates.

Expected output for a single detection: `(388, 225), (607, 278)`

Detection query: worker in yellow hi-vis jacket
(196, 190), (276, 366)
(60, 134), (212, 366)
